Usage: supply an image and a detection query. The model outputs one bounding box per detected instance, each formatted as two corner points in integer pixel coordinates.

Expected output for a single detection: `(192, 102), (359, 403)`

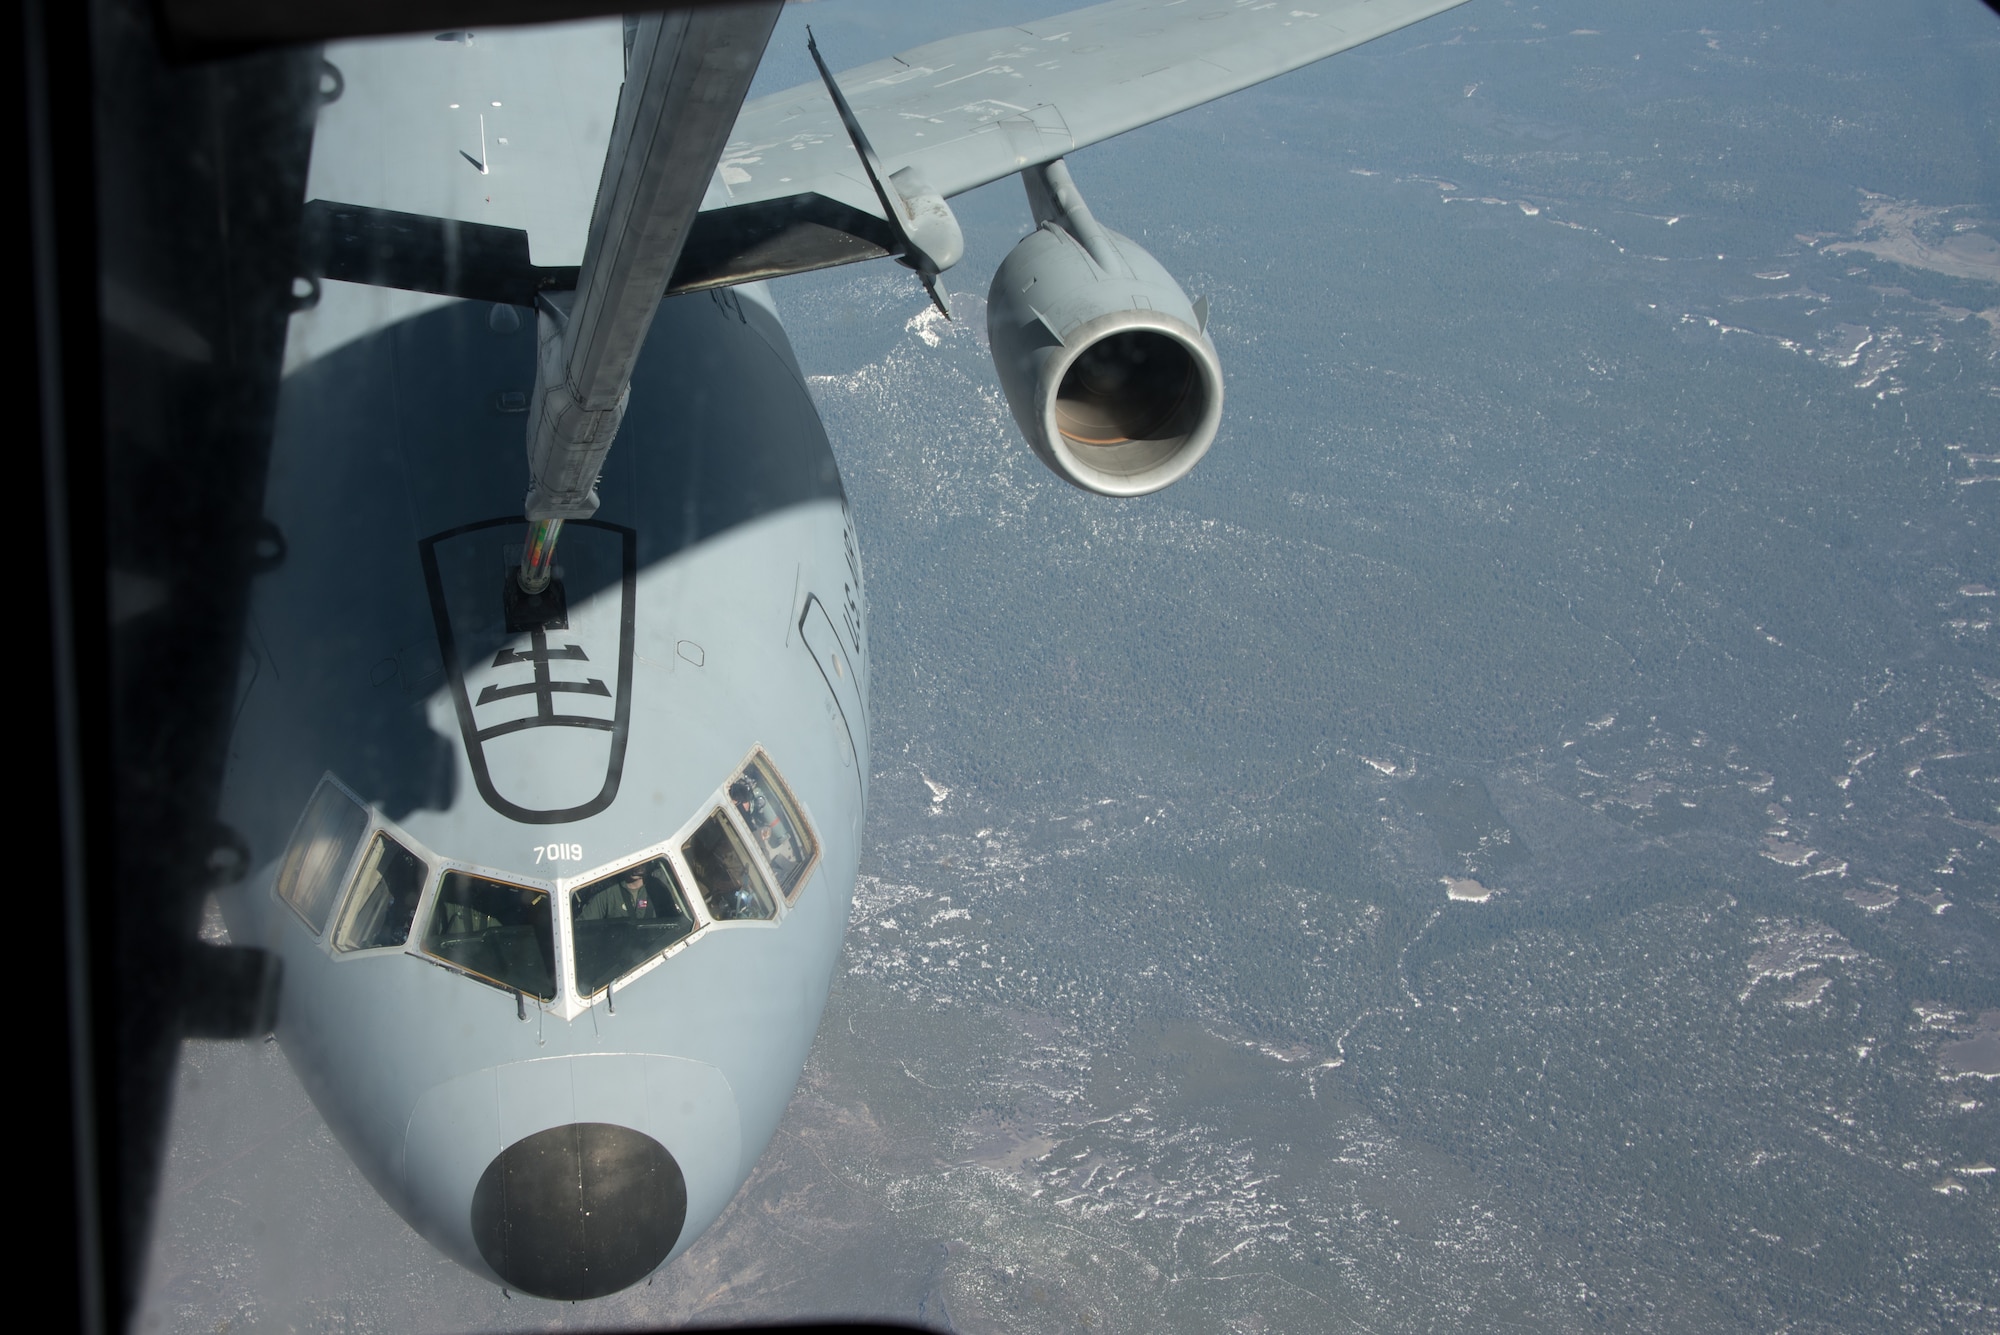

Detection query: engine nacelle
(986, 165), (1223, 497)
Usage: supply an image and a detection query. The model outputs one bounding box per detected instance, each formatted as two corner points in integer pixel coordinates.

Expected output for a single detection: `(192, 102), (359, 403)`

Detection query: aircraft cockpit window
(274, 780), (371, 935)
(331, 833), (428, 953)
(570, 858), (698, 995)
(422, 872), (557, 1001)
(682, 810), (776, 922)
(731, 754), (817, 900)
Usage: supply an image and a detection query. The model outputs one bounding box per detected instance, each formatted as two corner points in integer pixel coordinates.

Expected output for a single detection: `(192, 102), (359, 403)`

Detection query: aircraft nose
(471, 1122), (687, 1300)
(402, 1054), (740, 1295)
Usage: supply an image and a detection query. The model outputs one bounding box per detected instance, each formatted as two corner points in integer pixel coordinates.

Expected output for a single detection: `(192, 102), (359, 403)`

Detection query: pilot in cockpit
(731, 778), (785, 862)
(729, 777), (763, 825)
(576, 867), (656, 921)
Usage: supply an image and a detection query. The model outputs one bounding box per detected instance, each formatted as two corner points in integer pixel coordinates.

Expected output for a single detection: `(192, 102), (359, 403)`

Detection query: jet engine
(986, 159), (1223, 497)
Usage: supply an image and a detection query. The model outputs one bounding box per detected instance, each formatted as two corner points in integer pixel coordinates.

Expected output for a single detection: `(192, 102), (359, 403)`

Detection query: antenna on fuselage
(512, 4), (782, 622)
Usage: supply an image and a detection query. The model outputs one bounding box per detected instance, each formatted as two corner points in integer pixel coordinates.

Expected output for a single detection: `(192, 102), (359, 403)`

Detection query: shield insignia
(420, 516), (637, 824)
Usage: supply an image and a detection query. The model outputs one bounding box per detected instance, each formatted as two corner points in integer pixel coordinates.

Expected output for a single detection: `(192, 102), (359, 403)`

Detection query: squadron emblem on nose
(420, 516), (638, 824)
(477, 633), (612, 724)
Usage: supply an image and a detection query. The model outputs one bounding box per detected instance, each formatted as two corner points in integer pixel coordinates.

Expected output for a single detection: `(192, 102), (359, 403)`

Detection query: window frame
(729, 745), (822, 904)
(272, 751), (820, 1012)
(565, 853), (703, 999)
(328, 826), (436, 956)
(679, 802), (784, 928)
(418, 864), (563, 1003)
(272, 773), (373, 936)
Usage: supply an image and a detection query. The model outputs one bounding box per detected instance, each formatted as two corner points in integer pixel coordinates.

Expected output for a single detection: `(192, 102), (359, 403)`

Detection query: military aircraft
(215, 0), (1468, 1303)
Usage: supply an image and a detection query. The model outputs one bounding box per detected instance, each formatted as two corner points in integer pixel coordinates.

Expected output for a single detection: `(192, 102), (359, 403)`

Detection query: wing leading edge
(662, 0), (1468, 290)
(716, 0), (1472, 211)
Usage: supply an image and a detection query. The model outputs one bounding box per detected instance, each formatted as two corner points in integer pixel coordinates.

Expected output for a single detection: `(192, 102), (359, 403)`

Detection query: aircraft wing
(668, 0), (1470, 290)
(717, 0), (1470, 210)
(303, 0), (1472, 302)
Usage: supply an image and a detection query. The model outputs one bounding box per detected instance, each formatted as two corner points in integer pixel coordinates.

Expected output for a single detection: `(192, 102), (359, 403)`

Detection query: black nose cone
(471, 1122), (687, 1300)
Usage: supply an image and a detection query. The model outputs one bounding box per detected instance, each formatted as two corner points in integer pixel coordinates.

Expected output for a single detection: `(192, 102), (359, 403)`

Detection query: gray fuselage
(219, 278), (868, 1295)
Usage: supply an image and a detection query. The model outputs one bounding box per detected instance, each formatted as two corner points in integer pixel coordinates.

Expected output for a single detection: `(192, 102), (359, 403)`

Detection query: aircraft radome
(217, 0), (1469, 1301)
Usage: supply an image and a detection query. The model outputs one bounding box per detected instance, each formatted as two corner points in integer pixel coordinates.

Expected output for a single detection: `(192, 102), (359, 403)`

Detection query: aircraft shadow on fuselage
(246, 285), (842, 854)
